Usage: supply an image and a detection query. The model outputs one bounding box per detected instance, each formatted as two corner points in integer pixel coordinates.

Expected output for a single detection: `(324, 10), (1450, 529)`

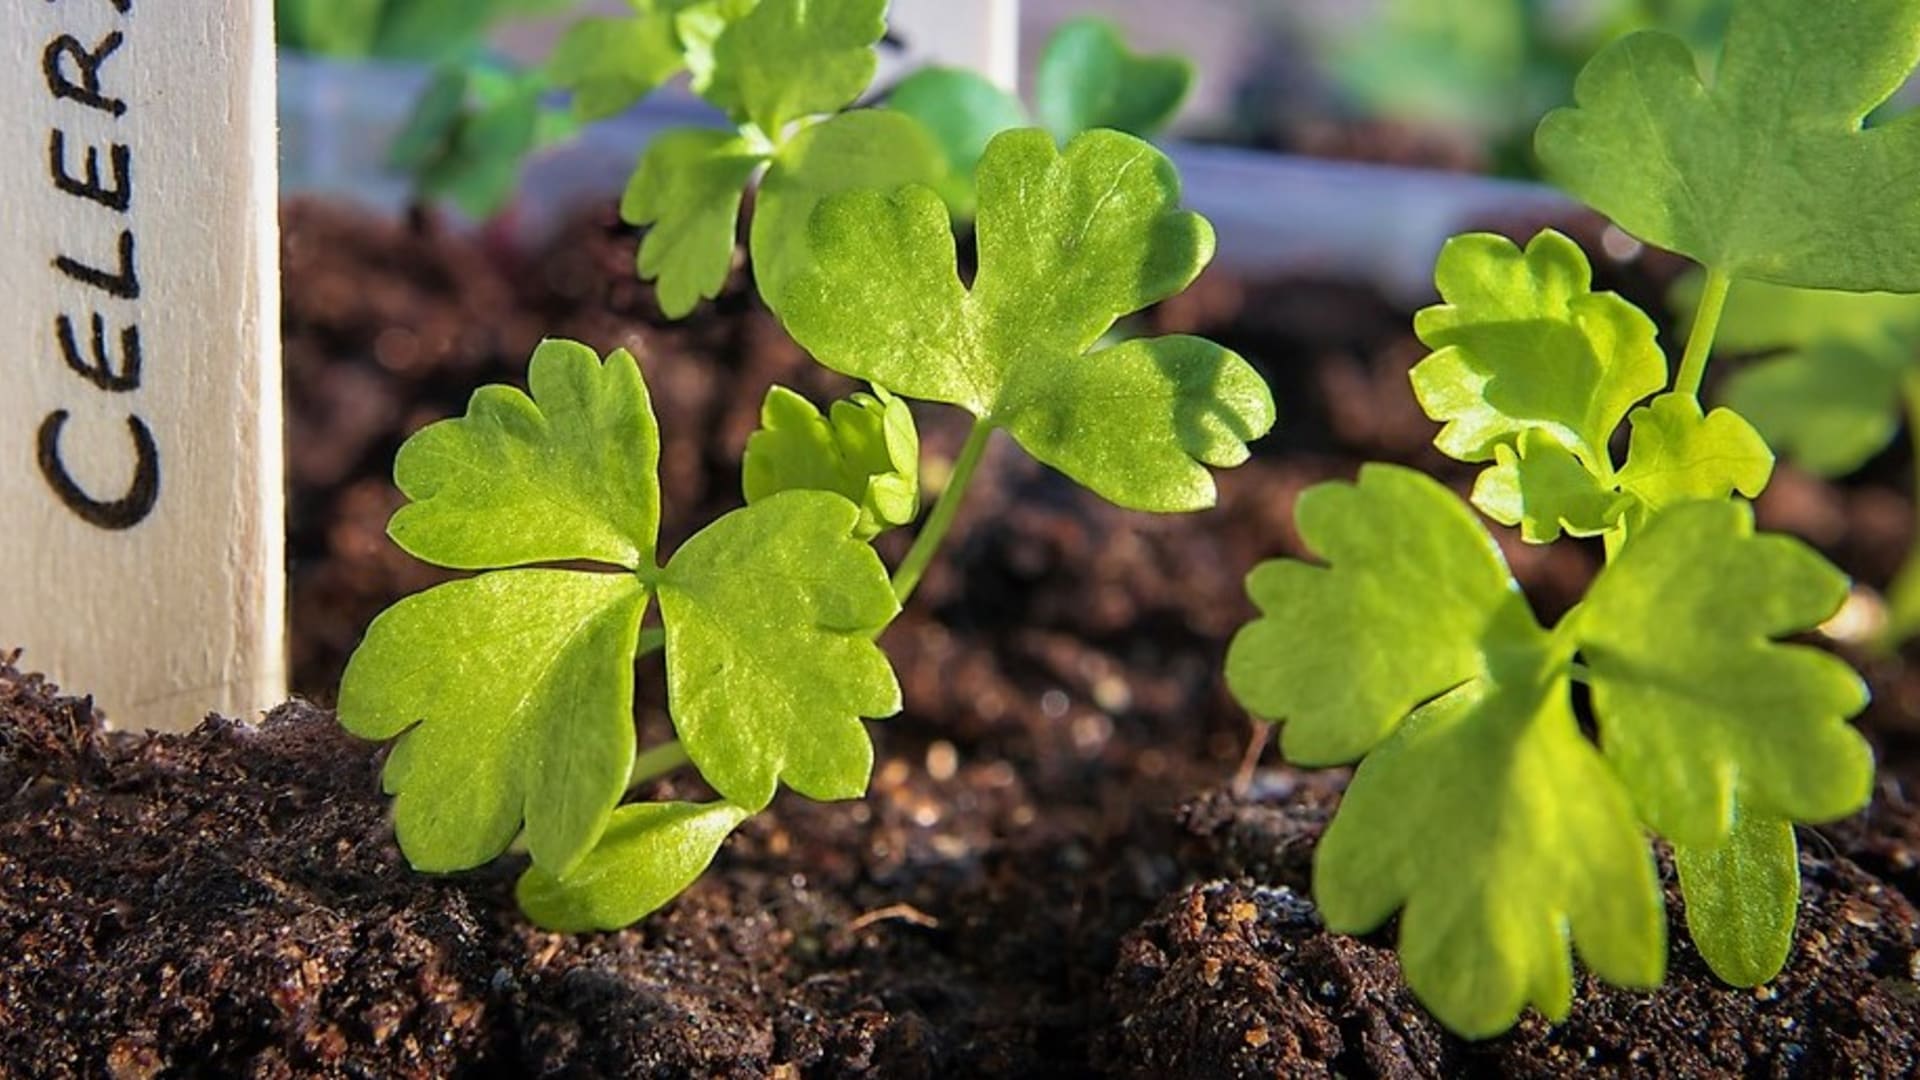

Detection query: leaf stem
(1675, 268), (1733, 400)
(628, 739), (690, 790)
(892, 419), (993, 606)
(637, 627), (666, 656)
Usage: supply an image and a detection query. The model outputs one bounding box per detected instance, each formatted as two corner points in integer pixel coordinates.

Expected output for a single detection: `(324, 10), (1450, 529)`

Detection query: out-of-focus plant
(1319, 0), (1732, 173)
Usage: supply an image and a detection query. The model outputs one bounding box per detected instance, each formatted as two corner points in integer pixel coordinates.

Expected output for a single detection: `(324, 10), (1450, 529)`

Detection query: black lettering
(36, 410), (159, 531)
(57, 313), (140, 392)
(55, 229), (138, 299)
(43, 33), (126, 118)
(43, 0), (133, 11)
(49, 130), (130, 212)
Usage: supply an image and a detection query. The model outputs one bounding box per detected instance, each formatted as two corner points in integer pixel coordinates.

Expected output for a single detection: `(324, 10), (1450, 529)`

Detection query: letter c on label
(36, 410), (159, 530)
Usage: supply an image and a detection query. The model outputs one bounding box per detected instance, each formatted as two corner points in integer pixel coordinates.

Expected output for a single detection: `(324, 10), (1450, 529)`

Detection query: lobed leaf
(1033, 17), (1193, 143)
(1614, 392), (1773, 520)
(1230, 466), (1874, 1033)
(751, 109), (946, 313)
(518, 800), (751, 931)
(1225, 465), (1529, 765)
(1579, 500), (1873, 846)
(781, 128), (1273, 512)
(622, 131), (767, 319)
(1473, 429), (1632, 543)
(339, 570), (648, 877)
(886, 67), (1029, 216)
(389, 340), (661, 570)
(703, 0), (884, 137)
(548, 15), (685, 121)
(1413, 230), (1665, 470)
(1317, 676), (1665, 1039)
(744, 386), (919, 539)
(1537, 0), (1920, 291)
(1674, 805), (1799, 987)
(659, 491), (902, 811)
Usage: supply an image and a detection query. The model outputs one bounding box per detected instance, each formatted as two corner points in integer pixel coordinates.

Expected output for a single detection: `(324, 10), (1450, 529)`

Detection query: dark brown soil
(3, 200), (1918, 1076)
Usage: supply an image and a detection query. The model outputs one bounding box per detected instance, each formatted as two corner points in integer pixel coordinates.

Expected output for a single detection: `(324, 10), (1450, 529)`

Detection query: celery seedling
(1230, 0), (1913, 1037)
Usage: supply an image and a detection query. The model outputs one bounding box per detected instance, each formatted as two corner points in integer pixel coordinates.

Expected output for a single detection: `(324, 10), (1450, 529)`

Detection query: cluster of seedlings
(338, 0), (1918, 1038)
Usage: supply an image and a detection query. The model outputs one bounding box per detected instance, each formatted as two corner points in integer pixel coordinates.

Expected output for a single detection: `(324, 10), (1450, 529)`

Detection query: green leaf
(548, 15), (685, 121)
(887, 67), (1029, 216)
(1033, 17), (1193, 142)
(780, 128), (1273, 512)
(1615, 392), (1774, 517)
(389, 340), (661, 571)
(1475, 429), (1634, 543)
(1723, 341), (1910, 478)
(1675, 806), (1799, 987)
(676, 0), (760, 96)
(1579, 500), (1873, 846)
(1536, 0), (1920, 290)
(1413, 230), (1666, 470)
(339, 570), (648, 877)
(398, 65), (556, 219)
(621, 131), (767, 319)
(389, 66), (471, 172)
(703, 0), (884, 137)
(1317, 676), (1665, 1039)
(1700, 276), (1920, 354)
(1703, 279), (1920, 477)
(517, 800), (750, 931)
(659, 491), (901, 810)
(751, 109), (945, 314)
(744, 386), (919, 539)
(1225, 465), (1533, 765)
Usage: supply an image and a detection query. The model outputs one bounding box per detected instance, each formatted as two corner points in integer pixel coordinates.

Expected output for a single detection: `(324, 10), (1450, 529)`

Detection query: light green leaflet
(621, 130), (766, 318)
(547, 14), (686, 122)
(779, 128), (1274, 513)
(519, 800), (751, 931)
(1414, 231), (1771, 543)
(1317, 677), (1664, 1039)
(1413, 229), (1663, 472)
(618, 0), (942, 318)
(1537, 0), (1920, 291)
(1674, 804), (1799, 987)
(886, 67), (1028, 216)
(744, 385), (919, 539)
(1226, 466), (1872, 1034)
(704, 0), (883, 138)
(339, 341), (901, 885)
(1576, 500), (1873, 847)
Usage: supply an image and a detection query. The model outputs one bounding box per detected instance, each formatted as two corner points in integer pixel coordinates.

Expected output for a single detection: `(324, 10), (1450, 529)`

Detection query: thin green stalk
(628, 739), (690, 790)
(892, 420), (993, 606)
(1675, 268), (1733, 399)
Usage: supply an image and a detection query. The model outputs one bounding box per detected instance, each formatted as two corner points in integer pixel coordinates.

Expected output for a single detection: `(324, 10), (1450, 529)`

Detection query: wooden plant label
(885, 0), (1021, 90)
(1, 0), (285, 731)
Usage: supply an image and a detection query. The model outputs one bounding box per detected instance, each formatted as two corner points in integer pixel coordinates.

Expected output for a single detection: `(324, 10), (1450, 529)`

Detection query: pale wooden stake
(1, 0), (285, 732)
(885, 0), (1022, 91)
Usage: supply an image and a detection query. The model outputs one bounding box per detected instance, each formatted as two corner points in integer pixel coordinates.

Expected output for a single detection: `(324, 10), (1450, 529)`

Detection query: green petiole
(890, 420), (993, 606)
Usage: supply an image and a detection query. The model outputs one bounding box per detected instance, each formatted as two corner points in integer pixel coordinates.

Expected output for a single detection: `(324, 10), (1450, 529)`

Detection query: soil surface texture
(3, 201), (1918, 1077)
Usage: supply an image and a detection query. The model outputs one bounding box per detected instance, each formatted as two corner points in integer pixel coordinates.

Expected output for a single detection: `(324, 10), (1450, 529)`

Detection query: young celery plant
(336, 38), (1272, 929)
(1228, 0), (1916, 1038)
